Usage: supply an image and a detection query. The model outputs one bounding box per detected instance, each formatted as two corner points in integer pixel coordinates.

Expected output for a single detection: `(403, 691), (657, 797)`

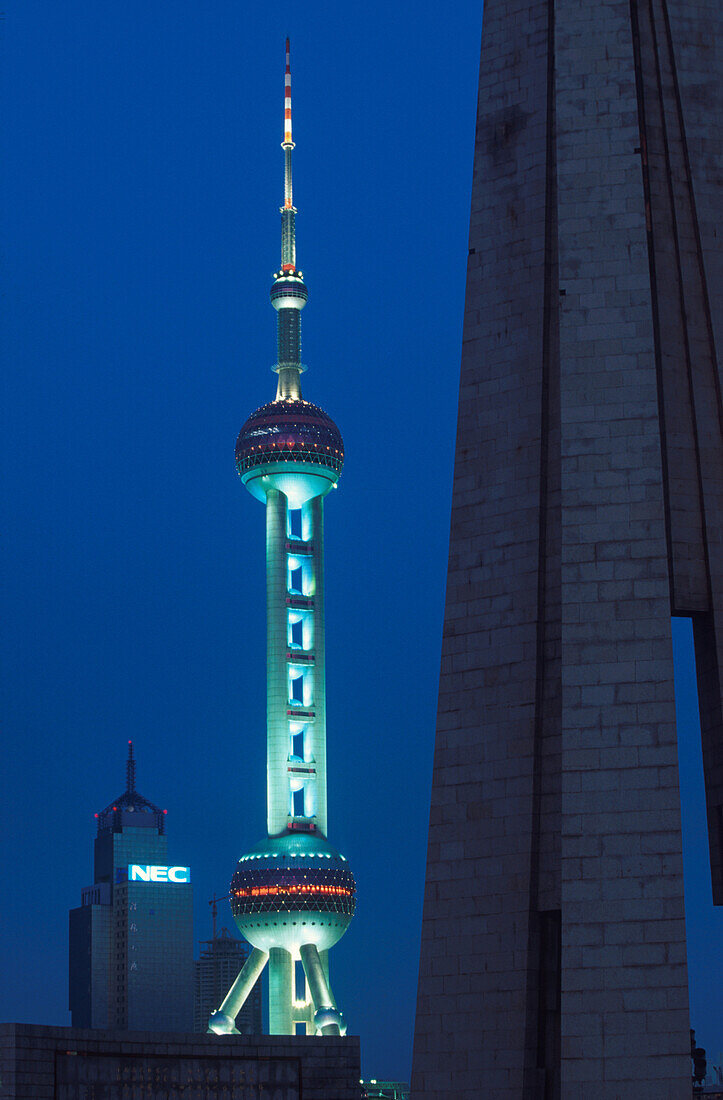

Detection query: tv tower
(208, 40), (355, 1038)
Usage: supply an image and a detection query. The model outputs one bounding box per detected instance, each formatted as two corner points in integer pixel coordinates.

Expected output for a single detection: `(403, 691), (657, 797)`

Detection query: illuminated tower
(208, 40), (355, 1039)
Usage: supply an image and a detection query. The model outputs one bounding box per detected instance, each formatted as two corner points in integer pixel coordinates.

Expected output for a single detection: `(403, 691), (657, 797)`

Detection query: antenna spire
(126, 740), (136, 793)
(266, 38), (308, 401)
(281, 39), (296, 270)
(284, 37), (293, 152)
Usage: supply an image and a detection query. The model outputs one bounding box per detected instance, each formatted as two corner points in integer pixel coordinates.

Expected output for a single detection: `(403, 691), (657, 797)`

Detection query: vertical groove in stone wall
(633, 0), (709, 612)
(524, 0), (562, 1093)
(662, 0), (723, 905)
(631, 0), (723, 901)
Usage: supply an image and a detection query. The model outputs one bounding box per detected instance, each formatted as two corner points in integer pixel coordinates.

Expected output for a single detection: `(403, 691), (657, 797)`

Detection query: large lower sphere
(230, 832), (355, 955)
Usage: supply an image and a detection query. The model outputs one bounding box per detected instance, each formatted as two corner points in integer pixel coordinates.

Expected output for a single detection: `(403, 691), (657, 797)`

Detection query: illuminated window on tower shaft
(291, 729), (305, 759)
(288, 555), (312, 596)
(288, 508), (303, 540)
(290, 671), (307, 704)
(289, 617), (304, 648)
(291, 786), (305, 816)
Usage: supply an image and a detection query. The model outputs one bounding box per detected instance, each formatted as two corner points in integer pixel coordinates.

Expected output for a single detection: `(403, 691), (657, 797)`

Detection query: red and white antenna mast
(281, 38), (296, 270)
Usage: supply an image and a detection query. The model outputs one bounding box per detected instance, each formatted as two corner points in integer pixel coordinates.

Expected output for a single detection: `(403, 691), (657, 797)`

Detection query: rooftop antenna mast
(126, 740), (136, 793)
(282, 37), (295, 264)
(273, 36), (308, 401)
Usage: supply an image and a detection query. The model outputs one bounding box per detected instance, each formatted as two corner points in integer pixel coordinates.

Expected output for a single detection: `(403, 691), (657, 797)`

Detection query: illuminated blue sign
(127, 864), (191, 883)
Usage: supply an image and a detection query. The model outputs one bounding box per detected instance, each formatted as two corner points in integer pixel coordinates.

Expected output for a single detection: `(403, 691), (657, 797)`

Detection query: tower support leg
(268, 946), (293, 1034)
(319, 949), (335, 1004)
(299, 942), (345, 1036)
(208, 947), (268, 1034)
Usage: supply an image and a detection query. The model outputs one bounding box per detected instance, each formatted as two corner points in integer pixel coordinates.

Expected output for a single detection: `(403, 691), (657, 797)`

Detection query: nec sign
(127, 864), (191, 883)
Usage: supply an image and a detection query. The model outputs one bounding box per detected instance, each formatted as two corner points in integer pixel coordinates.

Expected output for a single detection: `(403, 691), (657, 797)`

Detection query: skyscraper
(194, 928), (262, 1035)
(412, 0), (721, 1097)
(69, 742), (193, 1031)
(207, 40), (355, 1039)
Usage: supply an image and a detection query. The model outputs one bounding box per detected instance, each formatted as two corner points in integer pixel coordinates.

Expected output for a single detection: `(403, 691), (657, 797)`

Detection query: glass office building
(69, 743), (193, 1031)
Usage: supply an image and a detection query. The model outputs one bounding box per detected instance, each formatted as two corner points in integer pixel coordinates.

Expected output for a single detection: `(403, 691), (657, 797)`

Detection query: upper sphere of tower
(236, 398), (343, 474)
(270, 270), (308, 311)
(236, 398), (344, 505)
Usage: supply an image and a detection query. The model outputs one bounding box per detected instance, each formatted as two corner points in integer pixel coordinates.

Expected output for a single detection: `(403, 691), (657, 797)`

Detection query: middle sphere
(270, 273), (308, 311)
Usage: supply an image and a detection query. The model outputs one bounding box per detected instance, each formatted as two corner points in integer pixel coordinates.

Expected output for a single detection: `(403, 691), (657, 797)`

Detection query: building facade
(69, 743), (193, 1031)
(194, 929), (262, 1035)
(412, 0), (722, 1097)
(0, 1024), (361, 1100)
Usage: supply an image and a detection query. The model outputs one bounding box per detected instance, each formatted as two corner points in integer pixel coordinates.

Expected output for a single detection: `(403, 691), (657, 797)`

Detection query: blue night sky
(2, 0), (721, 1080)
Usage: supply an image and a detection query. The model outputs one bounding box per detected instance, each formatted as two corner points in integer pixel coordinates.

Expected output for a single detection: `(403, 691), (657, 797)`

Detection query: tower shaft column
(309, 495), (327, 836)
(266, 489), (290, 836)
(268, 947), (293, 1034)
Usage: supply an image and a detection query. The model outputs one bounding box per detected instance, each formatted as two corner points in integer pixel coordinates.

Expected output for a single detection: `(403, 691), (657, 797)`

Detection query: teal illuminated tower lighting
(208, 40), (355, 1039)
